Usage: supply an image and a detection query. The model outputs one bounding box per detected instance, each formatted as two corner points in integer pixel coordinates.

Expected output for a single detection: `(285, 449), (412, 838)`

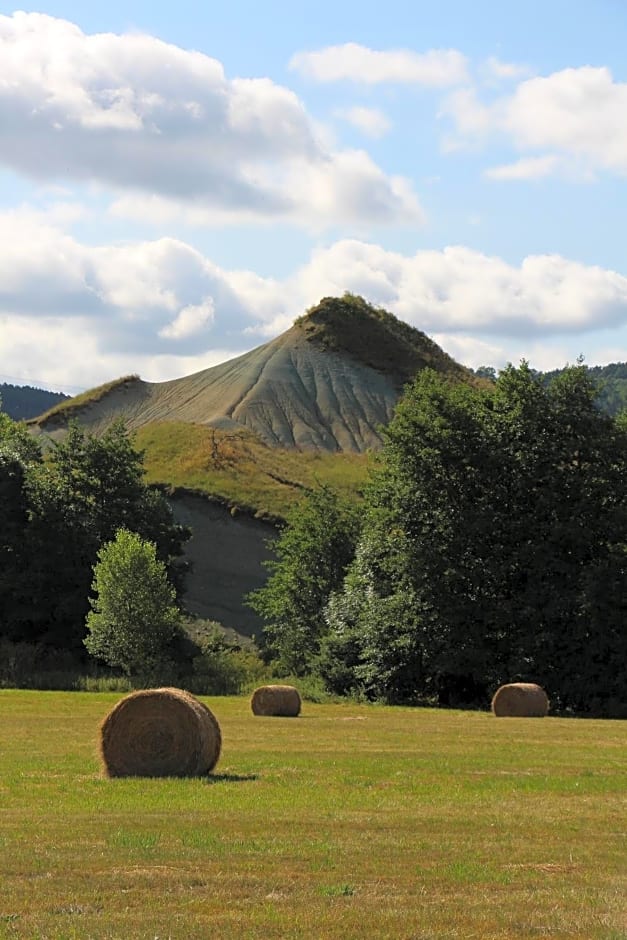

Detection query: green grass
(135, 421), (371, 521)
(1, 691), (625, 939)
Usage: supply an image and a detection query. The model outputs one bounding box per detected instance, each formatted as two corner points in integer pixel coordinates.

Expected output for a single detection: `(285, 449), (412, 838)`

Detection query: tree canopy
(253, 362), (626, 716)
(84, 529), (182, 676)
(323, 363), (626, 715)
(247, 484), (361, 675)
(0, 417), (189, 651)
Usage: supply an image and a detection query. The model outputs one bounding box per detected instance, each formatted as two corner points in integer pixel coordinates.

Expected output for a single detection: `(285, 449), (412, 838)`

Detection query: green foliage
(295, 293), (485, 388)
(84, 529), (182, 676)
(540, 360), (627, 417)
(247, 484), (361, 674)
(0, 416), (188, 652)
(323, 364), (627, 715)
(321, 532), (425, 703)
(0, 411), (43, 464)
(188, 625), (267, 695)
(0, 416), (44, 641)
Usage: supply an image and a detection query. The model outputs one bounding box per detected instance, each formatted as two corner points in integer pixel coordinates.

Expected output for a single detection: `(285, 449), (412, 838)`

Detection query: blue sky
(0, 0), (626, 393)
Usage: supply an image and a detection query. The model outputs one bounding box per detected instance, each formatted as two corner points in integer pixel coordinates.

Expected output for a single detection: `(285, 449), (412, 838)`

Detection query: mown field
(0, 691), (625, 939)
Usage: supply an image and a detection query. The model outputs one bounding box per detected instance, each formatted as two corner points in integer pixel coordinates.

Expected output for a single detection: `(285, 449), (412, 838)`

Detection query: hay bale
(251, 684), (301, 717)
(491, 682), (549, 717)
(99, 687), (221, 777)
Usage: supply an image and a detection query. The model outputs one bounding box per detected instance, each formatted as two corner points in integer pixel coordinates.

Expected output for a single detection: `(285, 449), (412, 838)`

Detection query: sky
(1, 0), (626, 394)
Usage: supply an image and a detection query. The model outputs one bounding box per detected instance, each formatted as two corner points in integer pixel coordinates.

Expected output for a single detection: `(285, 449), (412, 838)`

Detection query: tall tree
(0, 419), (188, 650)
(0, 414), (44, 637)
(324, 364), (627, 715)
(247, 485), (361, 674)
(84, 529), (182, 676)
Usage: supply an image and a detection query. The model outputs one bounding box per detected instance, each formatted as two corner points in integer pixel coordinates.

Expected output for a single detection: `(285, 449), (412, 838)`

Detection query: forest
(1, 362), (626, 716)
(250, 362), (627, 717)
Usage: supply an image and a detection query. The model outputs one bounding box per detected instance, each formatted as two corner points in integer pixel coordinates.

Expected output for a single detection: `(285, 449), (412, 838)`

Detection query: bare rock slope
(33, 296), (482, 453)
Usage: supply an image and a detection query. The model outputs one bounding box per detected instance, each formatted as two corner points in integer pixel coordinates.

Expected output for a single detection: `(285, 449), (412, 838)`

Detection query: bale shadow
(204, 772), (259, 784)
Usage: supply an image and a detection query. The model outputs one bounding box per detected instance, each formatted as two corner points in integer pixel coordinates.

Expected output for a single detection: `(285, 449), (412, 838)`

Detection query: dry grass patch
(135, 421), (370, 520)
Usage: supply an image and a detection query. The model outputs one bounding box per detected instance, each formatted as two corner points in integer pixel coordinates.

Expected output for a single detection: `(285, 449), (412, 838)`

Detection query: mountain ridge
(29, 295), (484, 454)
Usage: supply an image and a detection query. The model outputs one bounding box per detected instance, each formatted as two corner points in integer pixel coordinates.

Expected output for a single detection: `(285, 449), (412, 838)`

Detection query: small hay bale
(251, 684), (301, 717)
(99, 687), (221, 777)
(491, 682), (549, 717)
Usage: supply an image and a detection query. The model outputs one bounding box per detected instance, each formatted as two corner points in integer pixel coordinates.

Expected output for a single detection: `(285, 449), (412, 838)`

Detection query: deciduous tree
(248, 485), (361, 674)
(84, 529), (182, 676)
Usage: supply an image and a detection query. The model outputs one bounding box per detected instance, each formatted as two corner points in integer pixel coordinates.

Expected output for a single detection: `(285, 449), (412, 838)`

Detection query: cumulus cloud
(0, 211), (254, 356)
(335, 106), (392, 138)
(290, 43), (468, 86)
(0, 12), (422, 227)
(2, 211), (626, 389)
(442, 66), (627, 177)
(277, 241), (627, 337)
(159, 300), (215, 340)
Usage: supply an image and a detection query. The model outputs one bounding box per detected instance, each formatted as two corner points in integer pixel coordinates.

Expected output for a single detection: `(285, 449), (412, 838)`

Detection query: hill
(30, 295), (484, 455)
(0, 382), (69, 420)
(23, 294), (488, 632)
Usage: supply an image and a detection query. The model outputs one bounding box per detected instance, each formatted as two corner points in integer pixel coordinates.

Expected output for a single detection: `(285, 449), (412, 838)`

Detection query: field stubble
(0, 691), (624, 939)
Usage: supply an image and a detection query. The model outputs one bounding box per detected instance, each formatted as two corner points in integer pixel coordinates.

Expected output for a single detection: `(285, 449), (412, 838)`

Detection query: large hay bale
(491, 682), (549, 717)
(251, 684), (301, 717)
(99, 687), (221, 777)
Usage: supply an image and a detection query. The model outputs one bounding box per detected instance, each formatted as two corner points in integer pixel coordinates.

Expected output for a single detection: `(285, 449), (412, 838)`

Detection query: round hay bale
(251, 684), (301, 717)
(99, 687), (221, 777)
(491, 682), (549, 717)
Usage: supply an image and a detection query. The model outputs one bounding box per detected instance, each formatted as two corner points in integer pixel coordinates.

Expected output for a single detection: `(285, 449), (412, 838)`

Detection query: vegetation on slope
(135, 421), (371, 522)
(295, 293), (486, 388)
(30, 374), (141, 424)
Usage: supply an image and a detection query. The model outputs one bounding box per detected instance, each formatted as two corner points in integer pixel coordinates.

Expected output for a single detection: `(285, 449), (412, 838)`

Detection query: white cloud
(279, 241), (627, 337)
(110, 149), (424, 229)
(430, 333), (506, 370)
(0, 12), (422, 227)
(481, 56), (533, 82)
(159, 300), (215, 340)
(484, 154), (562, 180)
(290, 43), (468, 86)
(336, 106), (392, 138)
(1, 214), (625, 388)
(442, 66), (627, 177)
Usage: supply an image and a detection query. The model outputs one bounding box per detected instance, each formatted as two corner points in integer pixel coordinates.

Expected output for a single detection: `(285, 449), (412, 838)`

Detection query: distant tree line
(0, 383), (69, 420)
(473, 361), (627, 417)
(249, 362), (627, 717)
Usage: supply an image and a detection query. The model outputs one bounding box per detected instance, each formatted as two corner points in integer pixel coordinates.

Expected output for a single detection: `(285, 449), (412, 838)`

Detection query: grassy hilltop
(28, 295), (487, 519)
